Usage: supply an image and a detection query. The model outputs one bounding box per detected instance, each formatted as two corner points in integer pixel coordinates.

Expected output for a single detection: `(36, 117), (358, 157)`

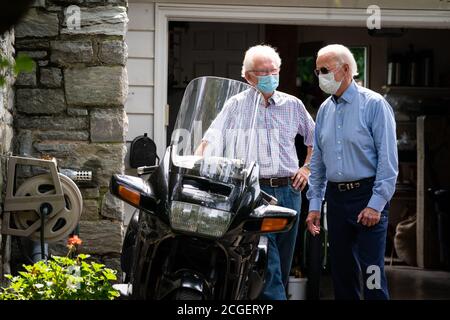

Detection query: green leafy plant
(0, 52), (35, 87)
(0, 254), (120, 300)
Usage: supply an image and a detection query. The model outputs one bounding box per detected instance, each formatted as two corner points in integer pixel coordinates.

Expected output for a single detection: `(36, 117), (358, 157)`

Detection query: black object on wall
(129, 133), (159, 168)
(0, 0), (34, 34)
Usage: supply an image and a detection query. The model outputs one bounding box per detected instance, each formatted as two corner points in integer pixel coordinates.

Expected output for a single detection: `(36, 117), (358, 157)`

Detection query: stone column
(13, 0), (129, 272)
(0, 29), (15, 281)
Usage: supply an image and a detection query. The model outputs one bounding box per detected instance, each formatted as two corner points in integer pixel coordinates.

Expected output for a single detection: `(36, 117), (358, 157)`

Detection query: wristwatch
(303, 162), (311, 170)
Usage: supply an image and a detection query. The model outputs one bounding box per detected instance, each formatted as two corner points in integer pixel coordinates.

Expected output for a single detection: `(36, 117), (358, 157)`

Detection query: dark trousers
(325, 181), (390, 300)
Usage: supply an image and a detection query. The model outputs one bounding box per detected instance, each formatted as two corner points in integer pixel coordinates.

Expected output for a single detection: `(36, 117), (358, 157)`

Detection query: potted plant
(0, 236), (120, 300)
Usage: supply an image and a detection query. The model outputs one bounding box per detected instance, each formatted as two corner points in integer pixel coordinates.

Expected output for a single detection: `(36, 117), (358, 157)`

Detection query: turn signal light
(118, 185), (141, 206)
(261, 218), (288, 232)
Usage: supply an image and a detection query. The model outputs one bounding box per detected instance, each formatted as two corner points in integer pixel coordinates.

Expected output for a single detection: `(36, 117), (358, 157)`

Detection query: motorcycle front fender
(156, 270), (212, 300)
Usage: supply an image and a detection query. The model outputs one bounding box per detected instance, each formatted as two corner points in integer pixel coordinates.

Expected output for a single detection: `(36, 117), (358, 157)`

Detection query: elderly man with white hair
(197, 44), (315, 300)
(306, 44), (398, 300)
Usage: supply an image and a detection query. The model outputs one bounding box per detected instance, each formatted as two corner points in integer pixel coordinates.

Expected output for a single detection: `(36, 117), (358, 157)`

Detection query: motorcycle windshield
(171, 76), (263, 182)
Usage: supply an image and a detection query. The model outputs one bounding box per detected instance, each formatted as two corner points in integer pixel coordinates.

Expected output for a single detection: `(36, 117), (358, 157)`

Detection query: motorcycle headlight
(170, 201), (232, 238)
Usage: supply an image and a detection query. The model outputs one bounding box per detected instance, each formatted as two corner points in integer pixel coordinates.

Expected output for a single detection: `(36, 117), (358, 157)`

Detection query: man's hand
(291, 166), (310, 191)
(357, 207), (381, 227)
(306, 211), (321, 236)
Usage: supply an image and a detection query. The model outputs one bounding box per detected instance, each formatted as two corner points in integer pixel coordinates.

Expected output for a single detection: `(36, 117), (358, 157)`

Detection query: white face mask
(318, 72), (342, 95)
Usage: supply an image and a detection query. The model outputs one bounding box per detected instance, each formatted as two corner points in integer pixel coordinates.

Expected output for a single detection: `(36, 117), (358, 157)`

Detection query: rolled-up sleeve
(202, 99), (235, 143)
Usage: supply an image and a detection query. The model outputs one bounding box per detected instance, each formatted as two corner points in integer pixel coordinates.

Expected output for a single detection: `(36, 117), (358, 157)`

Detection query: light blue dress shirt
(307, 81), (398, 213)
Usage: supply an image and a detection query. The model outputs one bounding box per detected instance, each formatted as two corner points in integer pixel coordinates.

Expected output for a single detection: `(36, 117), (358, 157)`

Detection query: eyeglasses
(314, 64), (342, 77)
(248, 69), (279, 76)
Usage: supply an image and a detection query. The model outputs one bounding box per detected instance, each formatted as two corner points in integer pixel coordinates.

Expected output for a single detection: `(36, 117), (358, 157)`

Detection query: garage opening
(166, 20), (450, 297)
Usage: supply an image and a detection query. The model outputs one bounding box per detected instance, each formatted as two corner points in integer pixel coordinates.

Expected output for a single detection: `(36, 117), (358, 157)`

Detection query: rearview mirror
(137, 165), (159, 176)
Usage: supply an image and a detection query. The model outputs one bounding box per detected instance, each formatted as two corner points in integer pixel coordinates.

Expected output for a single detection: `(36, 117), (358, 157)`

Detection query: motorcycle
(110, 76), (297, 300)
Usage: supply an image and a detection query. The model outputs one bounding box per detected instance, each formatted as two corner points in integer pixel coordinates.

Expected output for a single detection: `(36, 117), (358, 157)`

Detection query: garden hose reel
(1, 156), (85, 243)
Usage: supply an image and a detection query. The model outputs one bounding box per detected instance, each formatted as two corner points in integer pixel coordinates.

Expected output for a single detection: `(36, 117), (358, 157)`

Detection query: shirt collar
(331, 80), (357, 104)
(258, 90), (280, 107)
(268, 91), (280, 105)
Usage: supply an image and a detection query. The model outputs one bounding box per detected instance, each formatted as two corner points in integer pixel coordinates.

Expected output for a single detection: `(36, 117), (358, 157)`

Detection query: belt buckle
(270, 178), (278, 188)
(337, 182), (361, 191)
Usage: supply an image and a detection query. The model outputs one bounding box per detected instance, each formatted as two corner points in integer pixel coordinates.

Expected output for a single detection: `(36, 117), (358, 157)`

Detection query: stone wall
(0, 29), (15, 279)
(13, 0), (129, 272)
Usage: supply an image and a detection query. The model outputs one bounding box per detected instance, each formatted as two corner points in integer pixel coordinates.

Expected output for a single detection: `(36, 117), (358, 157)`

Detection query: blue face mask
(256, 74), (279, 94)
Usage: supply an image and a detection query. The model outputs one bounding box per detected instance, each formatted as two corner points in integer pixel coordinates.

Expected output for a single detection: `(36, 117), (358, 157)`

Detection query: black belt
(259, 177), (291, 187)
(327, 177), (375, 192)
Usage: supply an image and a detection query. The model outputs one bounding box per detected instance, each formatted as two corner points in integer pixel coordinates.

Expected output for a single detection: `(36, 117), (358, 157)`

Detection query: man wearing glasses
(196, 45), (315, 300)
(306, 44), (398, 299)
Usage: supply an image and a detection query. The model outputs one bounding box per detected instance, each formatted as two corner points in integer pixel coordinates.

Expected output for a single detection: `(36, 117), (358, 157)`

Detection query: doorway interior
(166, 20), (450, 284)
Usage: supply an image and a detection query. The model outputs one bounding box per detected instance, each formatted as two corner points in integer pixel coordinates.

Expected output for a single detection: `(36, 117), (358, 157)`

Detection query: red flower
(67, 235), (82, 246)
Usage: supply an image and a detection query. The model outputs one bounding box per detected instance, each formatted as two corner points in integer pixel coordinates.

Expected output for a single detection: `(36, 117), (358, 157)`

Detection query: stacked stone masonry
(10, 0), (129, 272)
(0, 30), (15, 280)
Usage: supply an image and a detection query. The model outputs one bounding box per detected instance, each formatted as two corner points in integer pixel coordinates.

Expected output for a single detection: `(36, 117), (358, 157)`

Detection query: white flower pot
(288, 276), (308, 300)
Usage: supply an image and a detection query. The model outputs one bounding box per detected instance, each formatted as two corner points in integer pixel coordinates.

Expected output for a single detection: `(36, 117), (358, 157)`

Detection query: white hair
(317, 44), (358, 77)
(241, 45), (282, 78)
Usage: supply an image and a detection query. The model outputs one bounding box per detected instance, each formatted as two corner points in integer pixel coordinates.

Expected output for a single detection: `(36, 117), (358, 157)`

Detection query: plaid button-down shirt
(203, 90), (315, 178)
